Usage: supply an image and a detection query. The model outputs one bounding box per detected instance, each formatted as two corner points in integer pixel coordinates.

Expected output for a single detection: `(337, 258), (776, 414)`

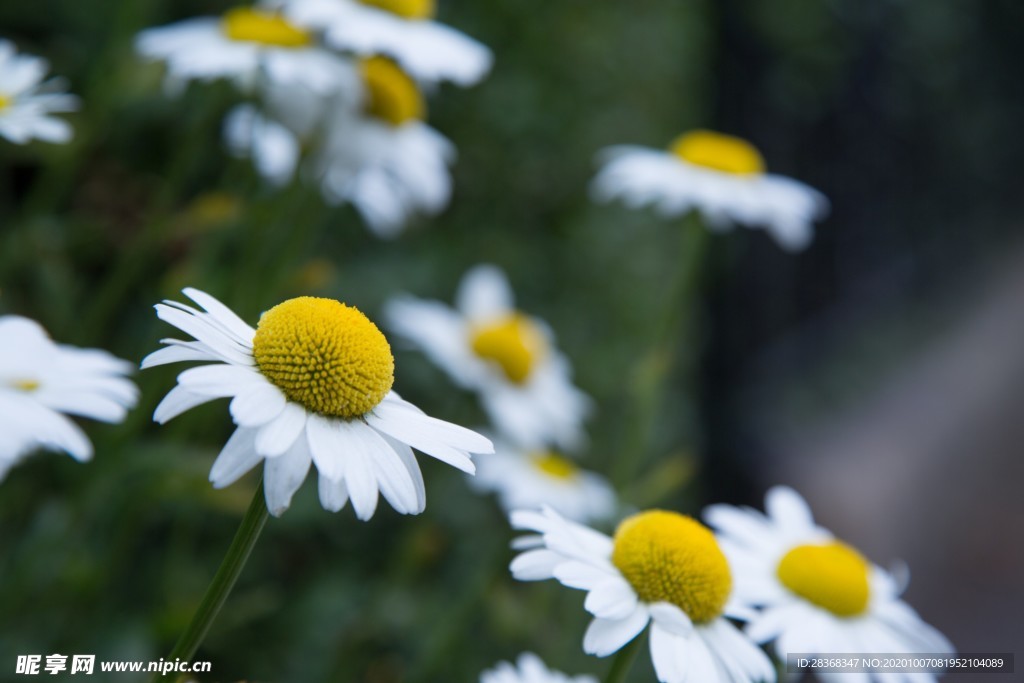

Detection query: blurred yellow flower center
(360, 0), (435, 20)
(360, 57), (424, 126)
(221, 8), (312, 48)
(530, 452), (578, 479)
(670, 130), (765, 176)
(611, 510), (732, 623)
(0, 94), (11, 111)
(11, 379), (41, 392)
(469, 314), (545, 384)
(776, 541), (871, 617)
(253, 297), (394, 418)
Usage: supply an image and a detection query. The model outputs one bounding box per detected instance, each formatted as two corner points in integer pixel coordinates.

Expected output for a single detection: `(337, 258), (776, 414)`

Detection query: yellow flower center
(360, 0), (435, 20)
(360, 57), (425, 126)
(221, 8), (312, 48)
(530, 451), (578, 480)
(252, 297), (394, 418)
(11, 379), (41, 392)
(469, 314), (546, 385)
(776, 541), (871, 617)
(669, 130), (765, 176)
(611, 510), (732, 624)
(0, 94), (11, 111)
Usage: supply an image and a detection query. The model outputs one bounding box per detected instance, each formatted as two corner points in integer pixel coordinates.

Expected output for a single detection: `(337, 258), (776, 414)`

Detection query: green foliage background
(1, 0), (1022, 681)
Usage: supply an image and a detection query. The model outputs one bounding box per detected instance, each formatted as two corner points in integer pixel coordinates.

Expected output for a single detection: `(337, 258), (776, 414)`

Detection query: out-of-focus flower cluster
(136, 0), (492, 237)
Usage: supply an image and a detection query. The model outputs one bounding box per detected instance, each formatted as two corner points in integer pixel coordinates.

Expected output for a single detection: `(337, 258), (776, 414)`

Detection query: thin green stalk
(150, 482), (269, 683)
(614, 215), (711, 489)
(603, 634), (644, 683)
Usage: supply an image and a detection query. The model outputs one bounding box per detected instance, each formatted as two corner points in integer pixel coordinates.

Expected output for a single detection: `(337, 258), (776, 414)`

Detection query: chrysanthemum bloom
(591, 130), (829, 251)
(511, 507), (776, 683)
(705, 487), (953, 682)
(0, 40), (78, 144)
(472, 439), (615, 523)
(385, 265), (591, 450)
(279, 0), (492, 86)
(135, 6), (351, 94)
(143, 288), (493, 518)
(0, 316), (138, 480)
(316, 56), (455, 236)
(480, 652), (596, 683)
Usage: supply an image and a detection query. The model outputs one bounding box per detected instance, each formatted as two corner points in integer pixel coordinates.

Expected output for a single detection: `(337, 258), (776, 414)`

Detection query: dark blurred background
(1, 0), (1022, 681)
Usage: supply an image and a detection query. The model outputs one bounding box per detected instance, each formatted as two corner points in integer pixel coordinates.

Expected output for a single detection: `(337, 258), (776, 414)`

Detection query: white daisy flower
(591, 130), (829, 251)
(480, 652), (596, 683)
(510, 507), (776, 683)
(704, 486), (953, 683)
(224, 102), (302, 187)
(0, 316), (138, 481)
(280, 0), (492, 86)
(135, 6), (352, 94)
(472, 439), (615, 523)
(142, 288), (493, 519)
(0, 40), (78, 145)
(385, 264), (591, 451)
(315, 56), (455, 236)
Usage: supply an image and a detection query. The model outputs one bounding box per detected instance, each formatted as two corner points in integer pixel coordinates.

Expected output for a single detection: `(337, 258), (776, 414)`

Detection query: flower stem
(150, 482), (269, 683)
(603, 634), (644, 683)
(614, 215), (711, 489)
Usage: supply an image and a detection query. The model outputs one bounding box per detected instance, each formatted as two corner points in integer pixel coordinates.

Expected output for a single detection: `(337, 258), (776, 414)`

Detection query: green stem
(603, 634), (644, 683)
(150, 482), (269, 683)
(614, 216), (711, 489)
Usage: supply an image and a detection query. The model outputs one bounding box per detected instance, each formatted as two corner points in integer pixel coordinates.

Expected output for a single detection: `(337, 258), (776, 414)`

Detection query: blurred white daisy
(0, 40), (78, 145)
(704, 486), (953, 682)
(316, 56), (455, 236)
(472, 439), (615, 523)
(591, 130), (829, 251)
(143, 288), (493, 519)
(385, 264), (591, 450)
(135, 6), (351, 94)
(0, 316), (138, 481)
(511, 507), (775, 683)
(279, 0), (492, 86)
(480, 652), (596, 683)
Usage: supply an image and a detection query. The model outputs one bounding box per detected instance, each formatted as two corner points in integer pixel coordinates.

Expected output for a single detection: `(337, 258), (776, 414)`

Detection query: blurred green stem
(603, 635), (643, 683)
(614, 215), (710, 489)
(150, 482), (269, 683)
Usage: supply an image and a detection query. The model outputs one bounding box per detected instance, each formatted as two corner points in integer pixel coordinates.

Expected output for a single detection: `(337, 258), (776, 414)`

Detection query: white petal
(649, 602), (694, 637)
(263, 437), (312, 516)
(370, 437), (421, 515)
(318, 473), (349, 512)
(582, 607), (651, 657)
(177, 364), (265, 396)
(153, 384), (217, 424)
(182, 287), (256, 345)
(229, 384), (287, 427)
(765, 486), (816, 533)
(584, 579), (640, 620)
(509, 548), (561, 581)
(209, 427), (262, 488)
(305, 414), (347, 481)
(254, 402), (307, 456)
(455, 263), (513, 321)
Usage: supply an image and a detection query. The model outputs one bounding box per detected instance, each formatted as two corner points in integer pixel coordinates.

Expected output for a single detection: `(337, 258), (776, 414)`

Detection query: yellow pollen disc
(0, 94), (11, 111)
(12, 379), (41, 392)
(530, 451), (578, 480)
(611, 510), (732, 624)
(360, 57), (425, 126)
(776, 541), (871, 617)
(221, 8), (312, 48)
(360, 0), (435, 20)
(669, 130), (765, 176)
(469, 314), (546, 385)
(252, 297), (394, 418)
